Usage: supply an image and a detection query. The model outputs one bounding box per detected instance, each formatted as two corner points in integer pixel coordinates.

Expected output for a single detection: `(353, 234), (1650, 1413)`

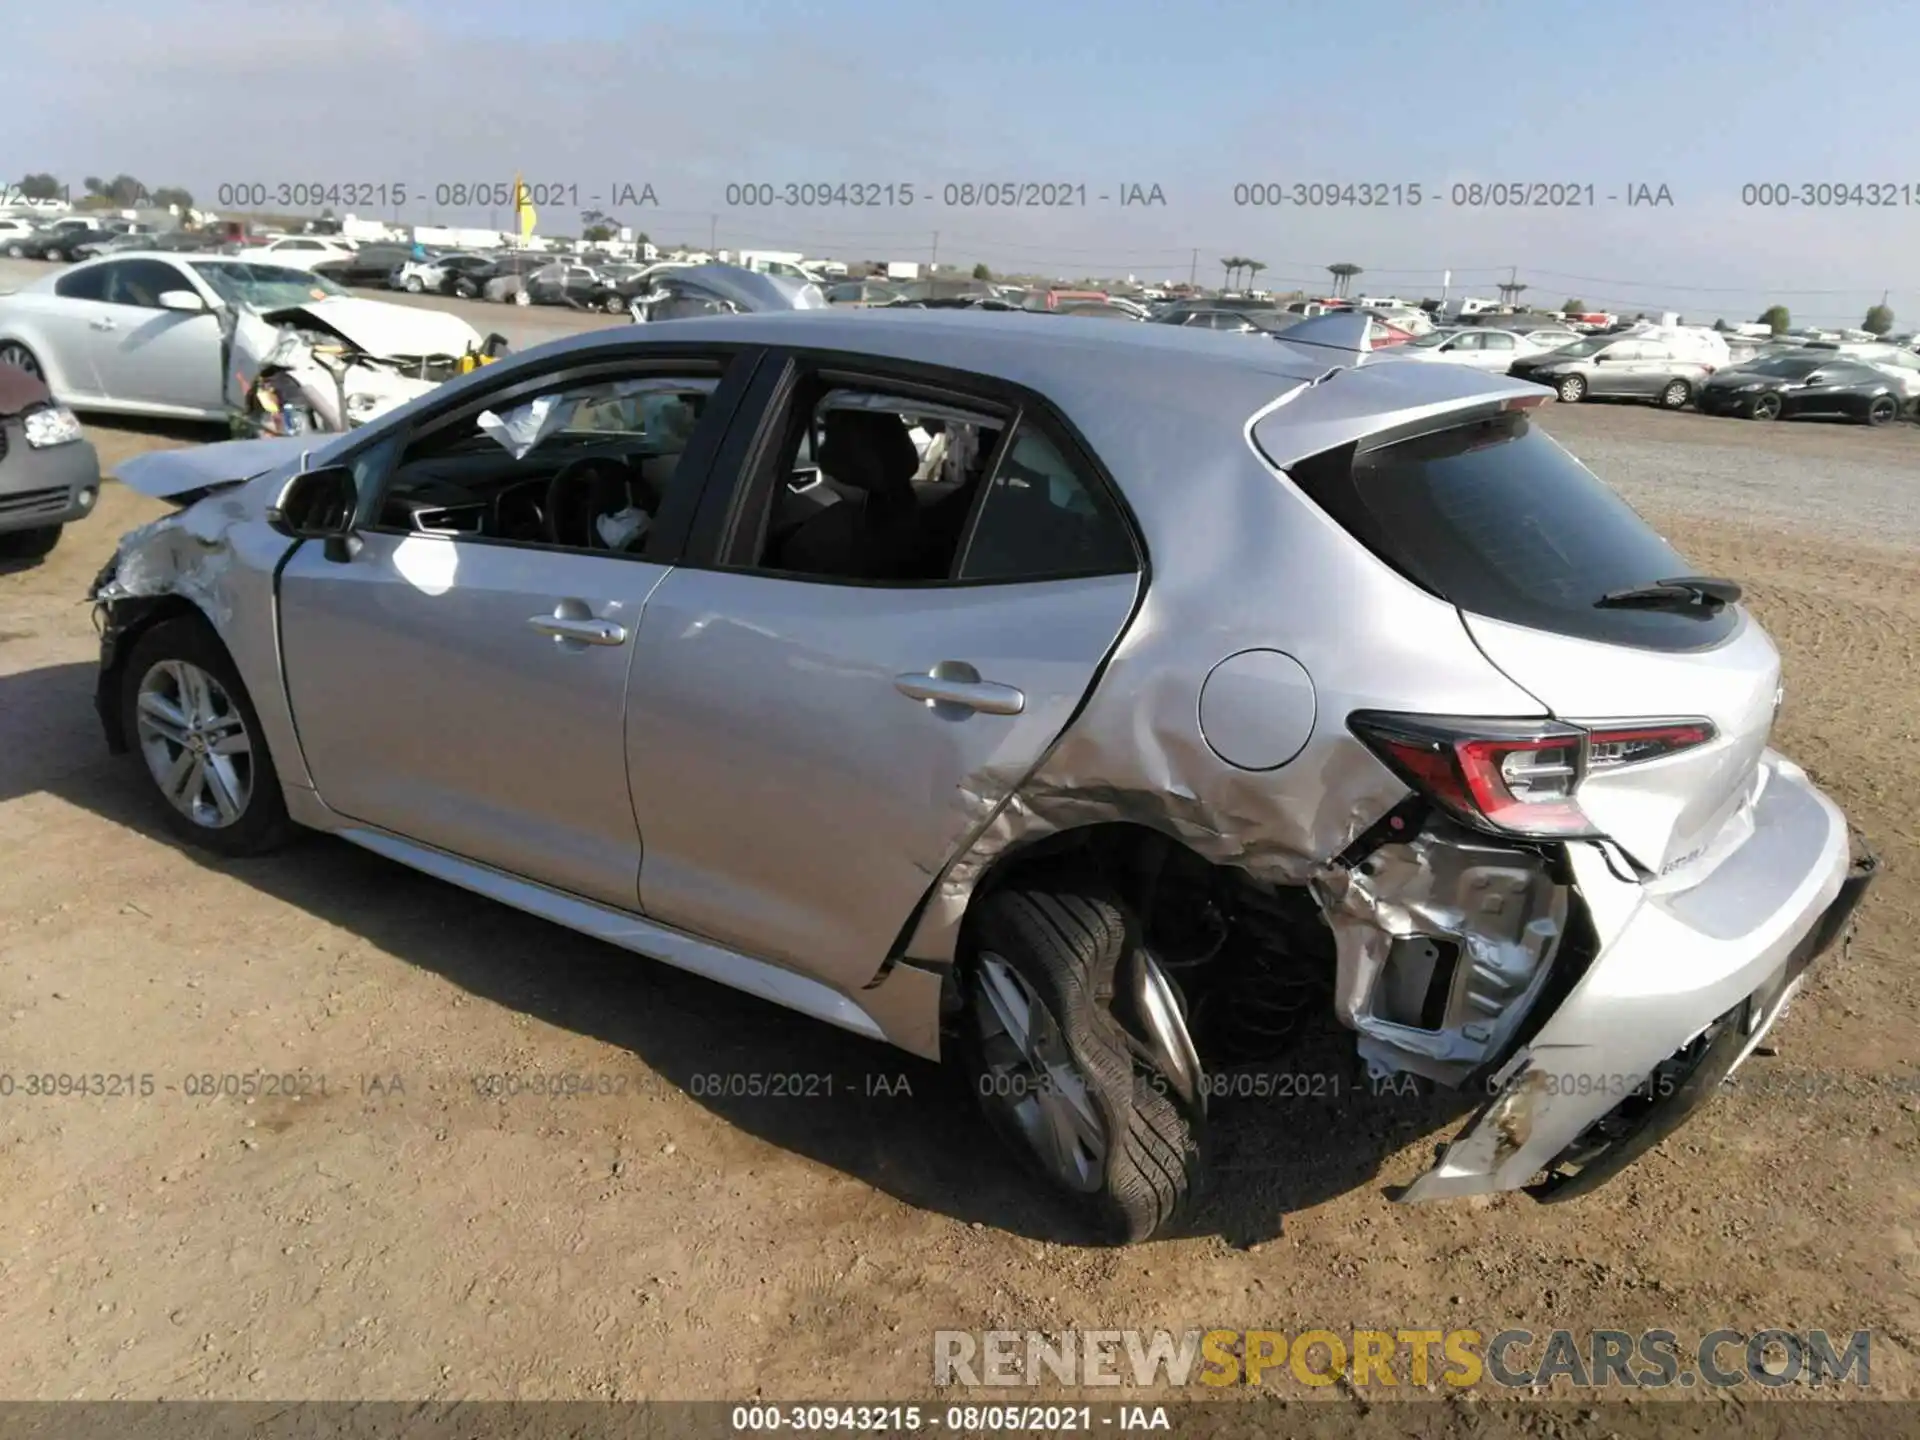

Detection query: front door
(278, 354), (744, 908)
(626, 374), (1143, 994)
(91, 258), (225, 413)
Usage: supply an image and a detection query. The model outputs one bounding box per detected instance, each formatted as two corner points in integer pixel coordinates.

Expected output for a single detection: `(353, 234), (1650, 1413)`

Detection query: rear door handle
(527, 614), (627, 646)
(894, 667), (1025, 715)
(90, 319), (118, 331)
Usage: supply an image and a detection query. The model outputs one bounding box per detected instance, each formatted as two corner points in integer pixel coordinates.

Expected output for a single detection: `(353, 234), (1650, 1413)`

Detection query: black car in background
(11, 226), (118, 262)
(312, 243), (415, 289)
(1696, 354), (1908, 425)
(524, 261), (628, 311)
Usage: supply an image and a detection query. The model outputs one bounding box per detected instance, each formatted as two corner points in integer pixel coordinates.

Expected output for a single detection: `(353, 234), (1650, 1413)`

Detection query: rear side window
(959, 425), (1139, 582)
(54, 266), (110, 301)
(1286, 412), (1739, 651)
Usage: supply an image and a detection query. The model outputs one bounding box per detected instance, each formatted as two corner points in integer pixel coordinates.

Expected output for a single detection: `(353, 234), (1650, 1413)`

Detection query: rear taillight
(1349, 712), (1716, 839)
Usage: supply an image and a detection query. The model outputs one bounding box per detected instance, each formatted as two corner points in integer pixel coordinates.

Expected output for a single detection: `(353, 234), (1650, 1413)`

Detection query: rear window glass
(1287, 412), (1739, 651)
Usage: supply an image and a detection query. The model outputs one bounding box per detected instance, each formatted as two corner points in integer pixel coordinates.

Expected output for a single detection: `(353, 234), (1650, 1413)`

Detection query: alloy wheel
(134, 659), (254, 829)
(0, 342), (40, 378)
(1750, 393), (1781, 420)
(973, 953), (1109, 1193)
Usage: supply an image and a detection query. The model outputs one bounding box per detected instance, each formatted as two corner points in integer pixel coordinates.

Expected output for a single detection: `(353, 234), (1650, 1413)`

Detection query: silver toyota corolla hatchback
(91, 309), (1876, 1243)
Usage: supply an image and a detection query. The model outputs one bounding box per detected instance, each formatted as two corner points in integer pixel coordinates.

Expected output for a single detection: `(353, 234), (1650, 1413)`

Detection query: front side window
(99, 259), (191, 308)
(370, 367), (725, 556)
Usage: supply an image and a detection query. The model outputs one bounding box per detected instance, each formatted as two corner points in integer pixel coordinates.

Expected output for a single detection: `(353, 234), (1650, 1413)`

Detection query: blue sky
(8, 0), (1916, 323)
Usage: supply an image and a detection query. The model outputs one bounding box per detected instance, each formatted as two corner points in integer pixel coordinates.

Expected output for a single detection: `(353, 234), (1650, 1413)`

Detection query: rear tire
(0, 524), (61, 559)
(1556, 374), (1587, 403)
(119, 617), (294, 857)
(1659, 378), (1692, 409)
(960, 873), (1204, 1244)
(404, 276), (424, 293)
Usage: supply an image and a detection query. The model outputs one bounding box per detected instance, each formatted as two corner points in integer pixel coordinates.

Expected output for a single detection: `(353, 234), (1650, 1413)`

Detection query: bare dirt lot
(0, 393), (1915, 1411)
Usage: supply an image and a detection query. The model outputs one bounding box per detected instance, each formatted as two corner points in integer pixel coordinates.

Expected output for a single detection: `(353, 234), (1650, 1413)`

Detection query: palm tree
(1244, 259), (1267, 293)
(1219, 256), (1240, 290)
(1326, 262), (1363, 299)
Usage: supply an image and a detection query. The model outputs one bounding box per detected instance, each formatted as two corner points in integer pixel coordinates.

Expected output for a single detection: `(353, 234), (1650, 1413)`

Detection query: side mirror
(266, 464), (359, 561)
(157, 290), (207, 313)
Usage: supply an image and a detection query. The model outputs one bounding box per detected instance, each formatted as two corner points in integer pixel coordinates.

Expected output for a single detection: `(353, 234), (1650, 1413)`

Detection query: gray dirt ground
(0, 353), (1915, 1406)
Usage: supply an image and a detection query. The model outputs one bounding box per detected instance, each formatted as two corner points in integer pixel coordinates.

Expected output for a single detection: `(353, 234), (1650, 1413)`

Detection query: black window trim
(677, 344), (1147, 591)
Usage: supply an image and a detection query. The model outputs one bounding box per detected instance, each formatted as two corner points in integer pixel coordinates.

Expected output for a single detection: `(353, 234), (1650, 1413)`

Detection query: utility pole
(1189, 248), (1197, 286)
(709, 214), (717, 251)
(931, 230), (939, 268)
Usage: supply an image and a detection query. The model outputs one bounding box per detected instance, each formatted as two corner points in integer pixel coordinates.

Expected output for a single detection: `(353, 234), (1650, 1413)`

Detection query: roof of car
(504, 308), (1540, 462)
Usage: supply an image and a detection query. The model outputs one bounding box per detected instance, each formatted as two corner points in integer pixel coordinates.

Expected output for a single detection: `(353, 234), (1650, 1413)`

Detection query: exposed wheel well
(953, 822), (1338, 1070)
(96, 595), (221, 753)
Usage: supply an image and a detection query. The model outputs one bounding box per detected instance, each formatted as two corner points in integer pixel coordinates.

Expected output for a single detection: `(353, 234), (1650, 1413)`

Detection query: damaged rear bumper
(1396, 752), (1870, 1202)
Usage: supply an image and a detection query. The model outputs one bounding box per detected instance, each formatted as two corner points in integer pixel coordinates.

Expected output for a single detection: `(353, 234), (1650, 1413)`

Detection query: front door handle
(895, 665), (1025, 715)
(528, 613), (627, 647)
(90, 319), (118, 331)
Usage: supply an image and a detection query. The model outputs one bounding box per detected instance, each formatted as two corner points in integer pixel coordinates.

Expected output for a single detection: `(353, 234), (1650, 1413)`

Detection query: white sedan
(0, 252), (483, 423)
(229, 236), (356, 271)
(1389, 326), (1571, 374)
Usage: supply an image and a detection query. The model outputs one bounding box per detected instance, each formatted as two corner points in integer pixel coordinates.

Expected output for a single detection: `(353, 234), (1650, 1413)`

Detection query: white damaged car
(0, 254), (503, 435)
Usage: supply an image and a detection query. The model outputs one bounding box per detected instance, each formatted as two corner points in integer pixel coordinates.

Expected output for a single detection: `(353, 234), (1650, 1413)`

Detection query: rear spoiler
(1273, 310), (1374, 360)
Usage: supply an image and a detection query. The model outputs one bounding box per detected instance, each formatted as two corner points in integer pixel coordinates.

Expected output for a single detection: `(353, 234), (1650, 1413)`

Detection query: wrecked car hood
(113, 436), (316, 500)
(256, 297), (481, 358)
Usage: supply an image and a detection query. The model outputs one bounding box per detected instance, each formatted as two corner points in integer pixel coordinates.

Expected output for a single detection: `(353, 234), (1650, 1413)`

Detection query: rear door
(1283, 407), (1780, 879)
(624, 357), (1143, 993)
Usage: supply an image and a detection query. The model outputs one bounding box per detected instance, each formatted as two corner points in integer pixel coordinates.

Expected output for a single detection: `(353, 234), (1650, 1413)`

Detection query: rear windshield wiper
(1595, 575), (1743, 613)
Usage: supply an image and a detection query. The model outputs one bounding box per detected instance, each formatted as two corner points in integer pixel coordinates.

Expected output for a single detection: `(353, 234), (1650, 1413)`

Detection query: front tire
(120, 617), (294, 857)
(1556, 374), (1587, 403)
(603, 293), (626, 314)
(404, 275), (425, 293)
(1748, 392), (1782, 421)
(1865, 395), (1899, 426)
(960, 874), (1203, 1244)
(0, 524), (61, 559)
(46, 247), (66, 263)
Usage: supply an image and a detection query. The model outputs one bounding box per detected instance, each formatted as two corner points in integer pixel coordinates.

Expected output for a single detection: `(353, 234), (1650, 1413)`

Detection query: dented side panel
(900, 434), (1549, 969)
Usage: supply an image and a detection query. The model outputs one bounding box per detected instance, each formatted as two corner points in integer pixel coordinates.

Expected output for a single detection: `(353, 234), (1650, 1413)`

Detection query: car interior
(748, 381), (1137, 584)
(372, 376), (720, 553)
(753, 385), (1007, 582)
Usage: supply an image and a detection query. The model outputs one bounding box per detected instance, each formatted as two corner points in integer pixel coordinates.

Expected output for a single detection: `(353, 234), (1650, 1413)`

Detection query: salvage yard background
(1, 263), (1916, 1401)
